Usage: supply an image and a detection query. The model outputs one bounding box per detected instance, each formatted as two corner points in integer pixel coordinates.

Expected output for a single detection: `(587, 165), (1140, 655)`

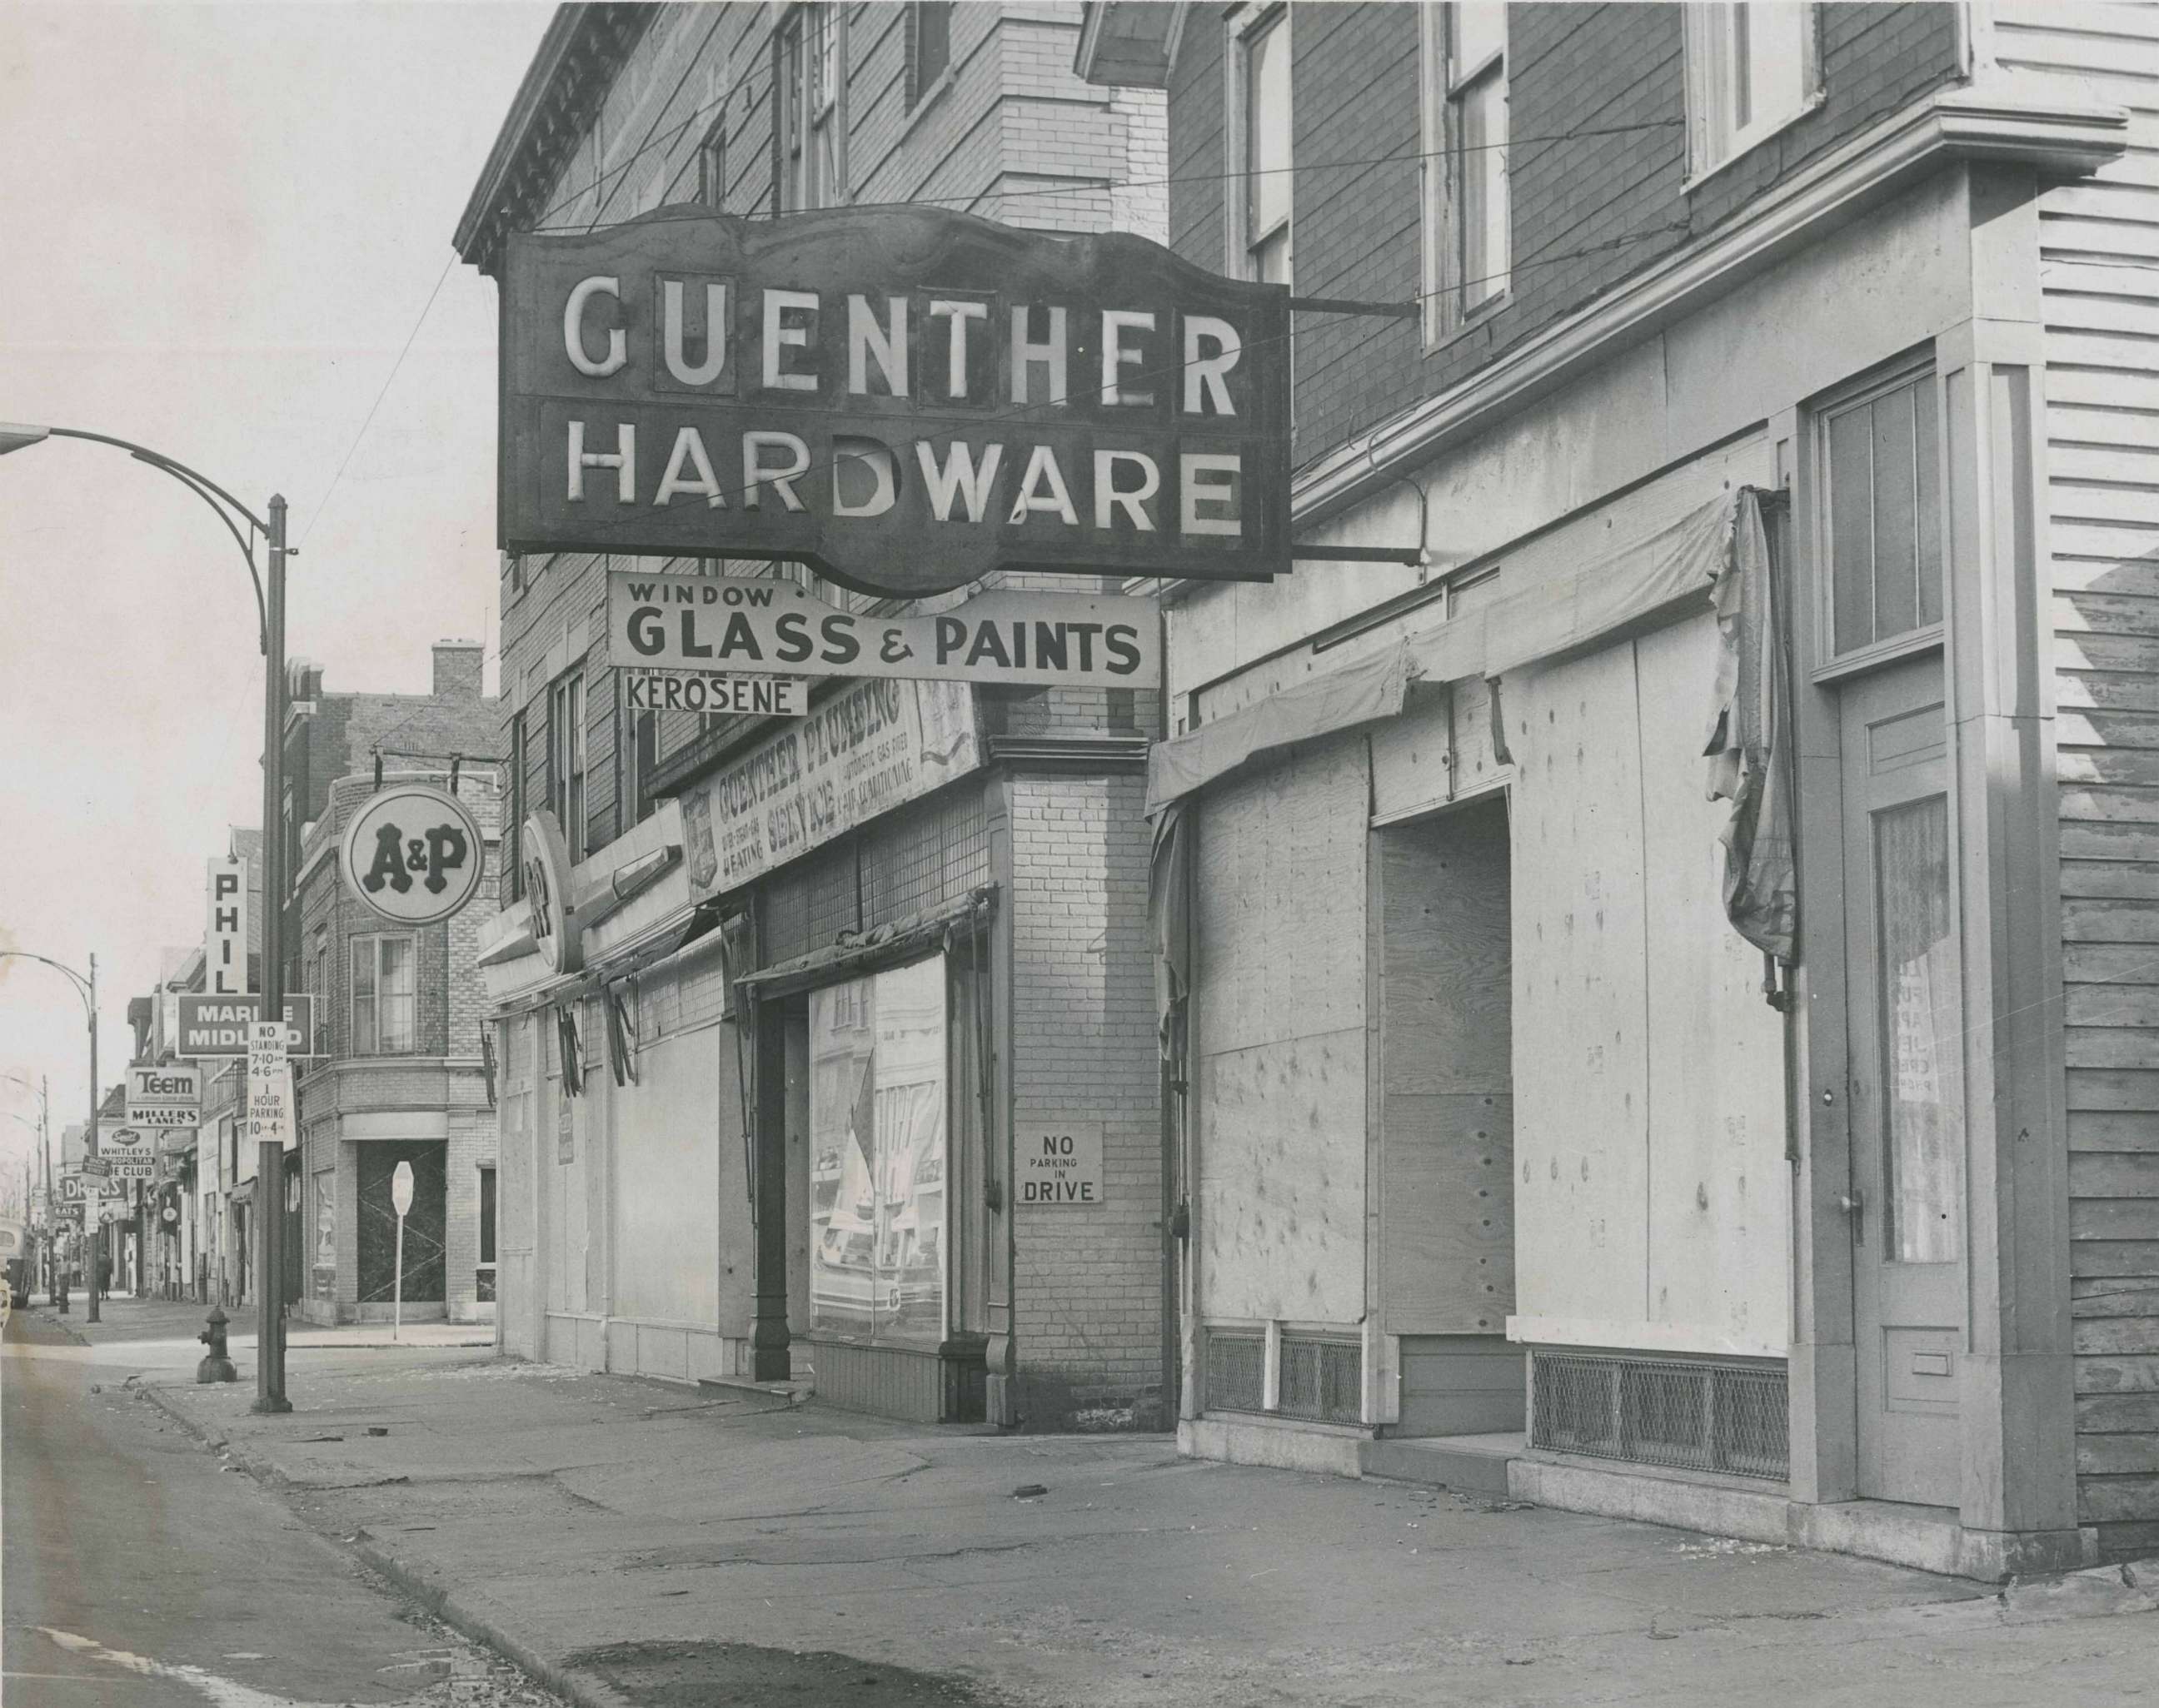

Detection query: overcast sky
(0, 1), (551, 1187)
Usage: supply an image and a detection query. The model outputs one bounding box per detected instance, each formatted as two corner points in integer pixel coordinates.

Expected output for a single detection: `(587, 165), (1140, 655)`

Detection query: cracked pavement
(52, 1306), (2159, 1707)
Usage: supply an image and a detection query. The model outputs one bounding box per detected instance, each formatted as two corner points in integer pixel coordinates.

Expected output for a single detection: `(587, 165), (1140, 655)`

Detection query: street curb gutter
(135, 1382), (636, 1708)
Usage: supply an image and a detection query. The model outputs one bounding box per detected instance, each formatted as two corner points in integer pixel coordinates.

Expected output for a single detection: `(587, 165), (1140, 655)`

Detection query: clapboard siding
(2002, 0), (2159, 1553)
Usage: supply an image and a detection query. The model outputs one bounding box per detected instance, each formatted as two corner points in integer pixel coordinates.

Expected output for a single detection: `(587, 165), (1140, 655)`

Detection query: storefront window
(807, 957), (947, 1346)
(1875, 794), (1962, 1264)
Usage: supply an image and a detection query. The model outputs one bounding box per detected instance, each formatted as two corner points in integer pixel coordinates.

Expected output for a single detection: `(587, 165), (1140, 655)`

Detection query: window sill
(1810, 625), (1943, 686)
(1424, 289), (1512, 358)
(900, 67), (957, 144)
(1684, 90), (1828, 196)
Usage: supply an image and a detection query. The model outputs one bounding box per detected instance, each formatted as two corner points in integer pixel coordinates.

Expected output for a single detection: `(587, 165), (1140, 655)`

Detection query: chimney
(432, 639), (484, 701)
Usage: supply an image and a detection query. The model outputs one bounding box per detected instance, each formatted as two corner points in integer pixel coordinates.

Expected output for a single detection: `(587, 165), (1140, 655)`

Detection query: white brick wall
(1010, 771), (1163, 1412)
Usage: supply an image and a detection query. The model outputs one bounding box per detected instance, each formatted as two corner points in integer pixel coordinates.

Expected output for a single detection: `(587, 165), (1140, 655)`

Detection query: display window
(807, 955), (947, 1346)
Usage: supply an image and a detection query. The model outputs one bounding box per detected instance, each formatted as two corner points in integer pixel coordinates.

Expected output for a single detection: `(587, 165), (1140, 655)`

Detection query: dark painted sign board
(499, 206), (1291, 598)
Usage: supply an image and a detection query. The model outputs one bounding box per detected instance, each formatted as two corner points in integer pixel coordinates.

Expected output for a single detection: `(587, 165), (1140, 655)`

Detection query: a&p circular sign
(343, 784), (487, 926)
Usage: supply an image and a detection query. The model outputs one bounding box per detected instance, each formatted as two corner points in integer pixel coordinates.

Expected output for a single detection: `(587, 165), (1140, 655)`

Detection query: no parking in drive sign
(1017, 1121), (1104, 1208)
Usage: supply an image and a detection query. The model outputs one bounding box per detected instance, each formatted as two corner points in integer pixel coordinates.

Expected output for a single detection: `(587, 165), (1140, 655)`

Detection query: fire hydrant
(197, 1305), (237, 1384)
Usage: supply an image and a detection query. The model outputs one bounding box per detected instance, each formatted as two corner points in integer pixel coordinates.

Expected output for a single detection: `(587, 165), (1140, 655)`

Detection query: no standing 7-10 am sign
(499, 205), (1292, 599)
(342, 784), (488, 928)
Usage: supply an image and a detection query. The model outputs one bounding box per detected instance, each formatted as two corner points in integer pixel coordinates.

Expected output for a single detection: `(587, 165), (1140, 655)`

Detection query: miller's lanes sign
(499, 206), (1290, 598)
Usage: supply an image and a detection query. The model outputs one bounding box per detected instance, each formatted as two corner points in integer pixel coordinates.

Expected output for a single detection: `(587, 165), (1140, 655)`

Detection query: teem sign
(499, 206), (1291, 597)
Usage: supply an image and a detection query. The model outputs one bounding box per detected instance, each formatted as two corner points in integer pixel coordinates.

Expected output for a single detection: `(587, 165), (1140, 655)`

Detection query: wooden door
(1840, 656), (1965, 1506)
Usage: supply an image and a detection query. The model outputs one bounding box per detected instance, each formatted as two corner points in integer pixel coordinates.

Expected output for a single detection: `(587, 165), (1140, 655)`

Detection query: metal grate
(1279, 1334), (1363, 1425)
(1532, 1352), (1788, 1481)
(1205, 1330), (1265, 1414)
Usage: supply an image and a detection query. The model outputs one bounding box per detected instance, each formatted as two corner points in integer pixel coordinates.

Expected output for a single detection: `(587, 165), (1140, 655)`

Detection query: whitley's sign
(606, 573), (1159, 690)
(501, 207), (1290, 596)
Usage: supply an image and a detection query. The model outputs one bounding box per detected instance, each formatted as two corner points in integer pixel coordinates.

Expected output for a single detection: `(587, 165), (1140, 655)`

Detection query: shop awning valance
(1144, 642), (1414, 816)
(733, 887), (996, 1001)
(1144, 488), (1743, 815)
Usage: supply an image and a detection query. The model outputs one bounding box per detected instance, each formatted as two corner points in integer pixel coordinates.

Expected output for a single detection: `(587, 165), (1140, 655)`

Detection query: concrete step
(1360, 1432), (1518, 1496)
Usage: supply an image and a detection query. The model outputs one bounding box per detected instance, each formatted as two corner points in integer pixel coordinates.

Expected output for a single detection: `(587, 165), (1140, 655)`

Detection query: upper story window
(548, 670), (587, 859)
(909, 2), (953, 107)
(352, 935), (416, 1057)
(1684, 3), (1820, 179)
(778, 3), (844, 212)
(1234, 6), (1293, 287)
(1818, 359), (1941, 661)
(1422, 4), (1510, 341)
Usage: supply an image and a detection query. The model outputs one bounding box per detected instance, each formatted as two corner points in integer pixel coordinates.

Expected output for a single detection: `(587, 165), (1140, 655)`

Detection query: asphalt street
(0, 1307), (556, 1708)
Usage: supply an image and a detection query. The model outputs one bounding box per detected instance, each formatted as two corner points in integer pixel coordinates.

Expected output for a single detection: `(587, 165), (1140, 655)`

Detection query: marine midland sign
(499, 206), (1291, 597)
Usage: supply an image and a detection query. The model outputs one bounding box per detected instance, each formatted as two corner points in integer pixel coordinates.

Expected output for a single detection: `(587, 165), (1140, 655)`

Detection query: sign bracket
(1287, 296), (1421, 321)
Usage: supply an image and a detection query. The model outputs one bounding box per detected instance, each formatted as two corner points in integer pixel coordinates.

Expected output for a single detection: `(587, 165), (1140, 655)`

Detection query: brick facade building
(456, 2), (1172, 1427)
(1093, 0), (2159, 1577)
(286, 648), (504, 1325)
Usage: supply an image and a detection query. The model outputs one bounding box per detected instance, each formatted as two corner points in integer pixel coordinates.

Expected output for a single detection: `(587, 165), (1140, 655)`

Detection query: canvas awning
(1144, 489), (1743, 815)
(733, 887), (996, 1002)
(1144, 642), (1414, 815)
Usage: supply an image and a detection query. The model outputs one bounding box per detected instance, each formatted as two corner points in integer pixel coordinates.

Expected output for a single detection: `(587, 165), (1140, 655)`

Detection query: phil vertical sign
(206, 855), (248, 993)
(499, 206), (1290, 598)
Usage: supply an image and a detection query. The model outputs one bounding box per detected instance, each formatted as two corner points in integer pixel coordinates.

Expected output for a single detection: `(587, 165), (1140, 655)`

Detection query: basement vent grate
(1278, 1334), (1362, 1425)
(1205, 1330), (1265, 1415)
(1531, 1351), (1788, 1481)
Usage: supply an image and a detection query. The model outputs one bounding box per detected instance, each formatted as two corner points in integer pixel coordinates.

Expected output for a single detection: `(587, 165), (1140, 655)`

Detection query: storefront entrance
(1839, 655), (1966, 1507)
(357, 1141), (447, 1313)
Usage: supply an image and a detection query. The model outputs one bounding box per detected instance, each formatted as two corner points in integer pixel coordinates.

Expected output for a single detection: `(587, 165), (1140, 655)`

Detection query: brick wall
(1164, 2), (1962, 466)
(1009, 770), (1163, 1423)
(494, 2), (1169, 902)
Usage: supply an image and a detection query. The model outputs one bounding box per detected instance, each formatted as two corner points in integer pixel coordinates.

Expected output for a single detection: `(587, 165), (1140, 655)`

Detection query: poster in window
(807, 956), (946, 1347)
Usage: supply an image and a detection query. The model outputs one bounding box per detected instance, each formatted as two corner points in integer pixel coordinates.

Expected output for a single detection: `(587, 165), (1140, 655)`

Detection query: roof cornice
(452, 3), (657, 278)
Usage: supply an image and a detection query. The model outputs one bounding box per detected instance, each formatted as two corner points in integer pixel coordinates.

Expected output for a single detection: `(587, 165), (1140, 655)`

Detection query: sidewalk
(122, 1348), (2159, 1708)
(32, 1292), (495, 1351)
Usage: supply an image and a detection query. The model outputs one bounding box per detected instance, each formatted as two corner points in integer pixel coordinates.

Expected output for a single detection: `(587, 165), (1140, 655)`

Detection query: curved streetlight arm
(0, 952), (93, 1023)
(142, 454), (268, 654)
(43, 429), (267, 533)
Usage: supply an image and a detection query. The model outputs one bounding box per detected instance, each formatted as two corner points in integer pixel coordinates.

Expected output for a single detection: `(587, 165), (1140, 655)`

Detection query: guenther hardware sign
(500, 206), (1290, 597)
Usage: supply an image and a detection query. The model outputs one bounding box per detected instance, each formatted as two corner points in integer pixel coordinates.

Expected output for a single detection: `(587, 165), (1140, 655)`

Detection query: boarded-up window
(1825, 366), (1941, 656)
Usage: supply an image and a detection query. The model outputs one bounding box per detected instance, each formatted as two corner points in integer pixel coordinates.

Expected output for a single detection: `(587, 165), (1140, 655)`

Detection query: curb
(31, 1309), (92, 1349)
(135, 1381), (629, 1708)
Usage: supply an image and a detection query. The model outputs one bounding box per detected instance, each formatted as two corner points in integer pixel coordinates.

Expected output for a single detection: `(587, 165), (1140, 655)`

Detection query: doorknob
(1836, 1188), (1864, 1242)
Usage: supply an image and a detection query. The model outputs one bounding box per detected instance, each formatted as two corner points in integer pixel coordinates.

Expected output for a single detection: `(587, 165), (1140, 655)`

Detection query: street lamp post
(0, 952), (99, 1318)
(0, 425), (292, 1410)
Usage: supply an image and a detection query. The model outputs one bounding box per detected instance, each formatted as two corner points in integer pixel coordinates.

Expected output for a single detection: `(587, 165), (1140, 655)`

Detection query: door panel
(1841, 657), (1965, 1506)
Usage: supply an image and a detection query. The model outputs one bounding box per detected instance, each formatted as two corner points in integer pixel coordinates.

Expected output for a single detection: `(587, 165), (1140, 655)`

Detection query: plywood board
(1635, 615), (1793, 1353)
(1380, 804), (1513, 1096)
(1196, 1029), (1367, 1323)
(1194, 734), (1369, 1058)
(1377, 799), (1516, 1335)
(1379, 1093), (1514, 1333)
(1508, 643), (1652, 1328)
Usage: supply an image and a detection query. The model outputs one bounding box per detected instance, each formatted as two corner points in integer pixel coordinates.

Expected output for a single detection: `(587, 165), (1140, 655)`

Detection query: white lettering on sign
(622, 670), (808, 718)
(205, 855), (249, 994)
(608, 574), (1159, 690)
(127, 1063), (201, 1125)
(1016, 1122), (1104, 1208)
(681, 676), (979, 894)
